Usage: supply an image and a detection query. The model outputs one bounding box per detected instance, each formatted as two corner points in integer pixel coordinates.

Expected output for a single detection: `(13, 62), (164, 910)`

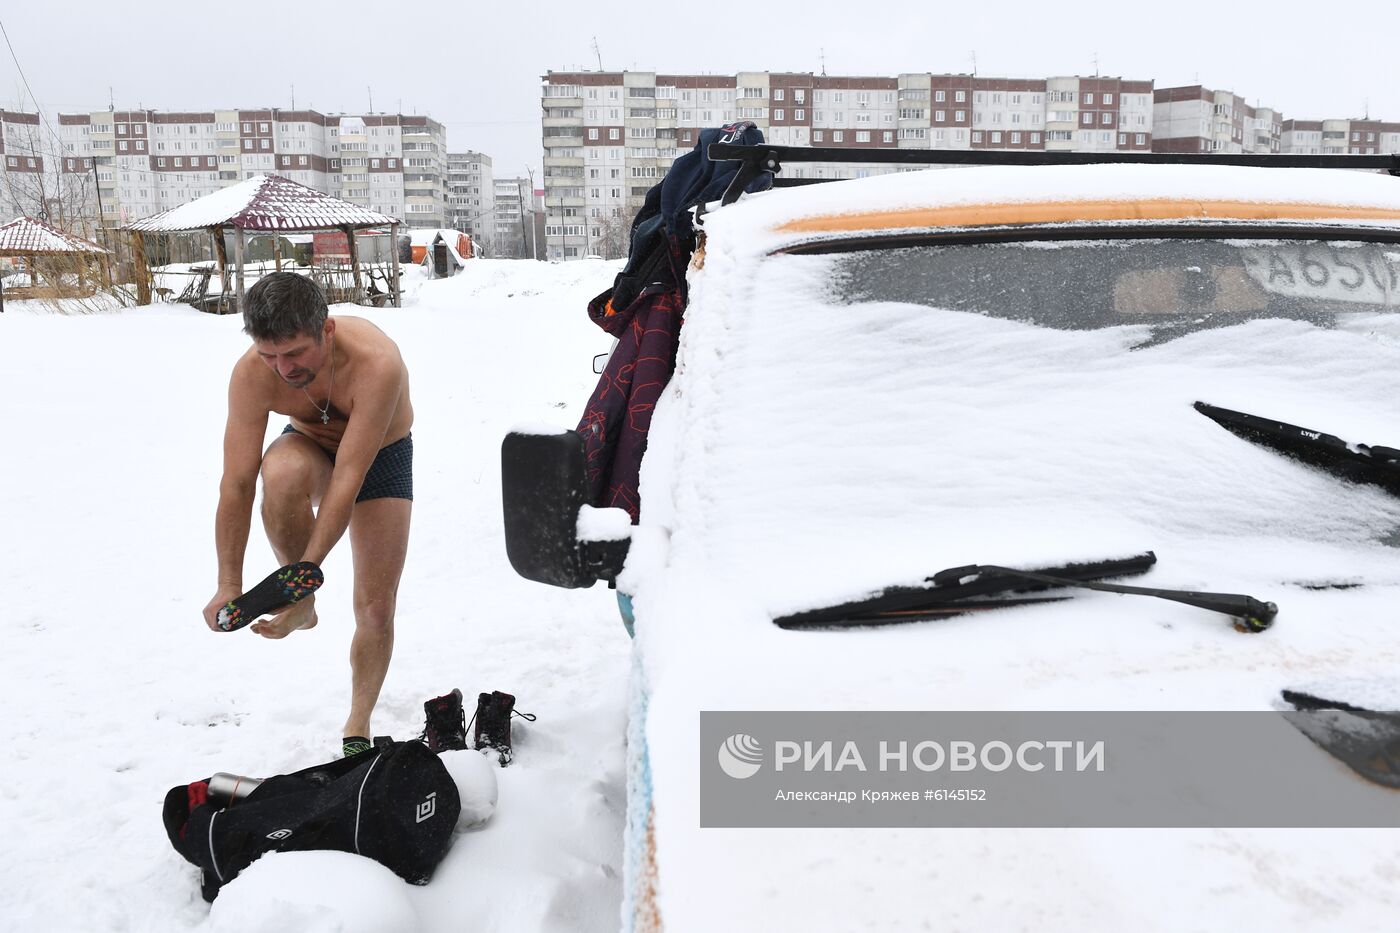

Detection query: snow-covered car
(503, 147), (1400, 932)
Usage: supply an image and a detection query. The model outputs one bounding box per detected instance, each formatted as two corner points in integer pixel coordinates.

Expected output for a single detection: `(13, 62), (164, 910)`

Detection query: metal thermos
(207, 772), (264, 806)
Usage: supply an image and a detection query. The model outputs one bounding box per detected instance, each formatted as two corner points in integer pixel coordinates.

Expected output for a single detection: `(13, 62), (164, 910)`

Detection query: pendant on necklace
(320, 410), (330, 425)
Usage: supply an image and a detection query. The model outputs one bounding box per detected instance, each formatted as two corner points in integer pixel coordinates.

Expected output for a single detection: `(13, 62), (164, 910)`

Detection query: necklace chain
(301, 334), (336, 425)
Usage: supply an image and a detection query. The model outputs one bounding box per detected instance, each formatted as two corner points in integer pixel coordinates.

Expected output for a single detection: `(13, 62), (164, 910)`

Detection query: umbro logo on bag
(266, 828), (293, 841)
(415, 792), (437, 823)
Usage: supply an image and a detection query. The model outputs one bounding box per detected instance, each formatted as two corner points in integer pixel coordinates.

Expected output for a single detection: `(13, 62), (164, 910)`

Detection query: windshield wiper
(1196, 401), (1400, 496)
(775, 551), (1277, 633)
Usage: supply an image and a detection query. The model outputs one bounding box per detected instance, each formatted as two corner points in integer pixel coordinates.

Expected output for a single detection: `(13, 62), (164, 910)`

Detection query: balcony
(543, 134), (584, 149)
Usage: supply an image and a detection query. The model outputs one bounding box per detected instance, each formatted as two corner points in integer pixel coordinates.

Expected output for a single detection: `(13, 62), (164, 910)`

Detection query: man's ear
(323, 317), (336, 342)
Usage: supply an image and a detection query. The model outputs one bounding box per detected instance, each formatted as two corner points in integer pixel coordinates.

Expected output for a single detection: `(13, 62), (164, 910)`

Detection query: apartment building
(56, 109), (448, 228)
(1280, 118), (1400, 155)
(1, 109), (46, 220)
(492, 176), (538, 258)
(1152, 86), (1282, 153)
(540, 70), (1155, 260)
(446, 152), (494, 243)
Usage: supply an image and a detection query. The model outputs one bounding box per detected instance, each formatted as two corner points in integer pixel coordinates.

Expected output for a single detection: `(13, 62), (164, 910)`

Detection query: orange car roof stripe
(775, 199), (1400, 234)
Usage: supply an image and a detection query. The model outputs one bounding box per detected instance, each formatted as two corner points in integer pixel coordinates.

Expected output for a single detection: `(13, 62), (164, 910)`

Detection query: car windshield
(828, 237), (1400, 343)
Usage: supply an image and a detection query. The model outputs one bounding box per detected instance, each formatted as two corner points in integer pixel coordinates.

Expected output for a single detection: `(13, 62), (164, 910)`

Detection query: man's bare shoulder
(336, 316), (405, 372)
(229, 346), (275, 394)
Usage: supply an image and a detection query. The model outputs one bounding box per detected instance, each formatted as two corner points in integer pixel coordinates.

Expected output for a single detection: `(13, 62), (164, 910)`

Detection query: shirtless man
(201, 272), (413, 756)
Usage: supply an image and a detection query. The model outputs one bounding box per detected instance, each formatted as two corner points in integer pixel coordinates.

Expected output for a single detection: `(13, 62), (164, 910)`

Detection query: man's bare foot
(250, 596), (319, 639)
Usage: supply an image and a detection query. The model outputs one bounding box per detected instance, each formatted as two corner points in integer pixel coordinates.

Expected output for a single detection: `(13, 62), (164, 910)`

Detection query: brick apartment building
(1280, 118), (1400, 155)
(1152, 86), (1283, 153)
(1, 109), (46, 220)
(56, 109), (448, 229)
(540, 70), (1156, 260)
(1150, 84), (1400, 156)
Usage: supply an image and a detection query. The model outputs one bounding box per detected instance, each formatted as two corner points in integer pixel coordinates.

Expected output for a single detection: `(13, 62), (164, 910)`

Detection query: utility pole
(90, 157), (108, 248)
(524, 167), (537, 260)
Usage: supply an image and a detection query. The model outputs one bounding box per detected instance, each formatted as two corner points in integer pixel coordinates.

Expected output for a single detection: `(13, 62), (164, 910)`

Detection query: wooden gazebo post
(213, 225), (230, 310)
(130, 231), (151, 306)
(344, 225), (363, 304)
(389, 222), (401, 308)
(233, 227), (247, 313)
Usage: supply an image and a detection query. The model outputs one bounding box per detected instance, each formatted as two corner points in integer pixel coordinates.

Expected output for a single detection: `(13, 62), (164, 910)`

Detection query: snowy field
(0, 260), (629, 932)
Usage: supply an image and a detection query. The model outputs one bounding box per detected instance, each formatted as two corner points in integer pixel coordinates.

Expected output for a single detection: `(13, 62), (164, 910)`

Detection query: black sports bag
(163, 740), (460, 901)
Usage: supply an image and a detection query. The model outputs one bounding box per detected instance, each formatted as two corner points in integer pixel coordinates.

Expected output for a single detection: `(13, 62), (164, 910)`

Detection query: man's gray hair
(243, 272), (329, 342)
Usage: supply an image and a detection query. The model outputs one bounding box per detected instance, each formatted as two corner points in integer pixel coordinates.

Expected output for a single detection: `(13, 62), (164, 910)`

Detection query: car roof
(706, 163), (1400, 252)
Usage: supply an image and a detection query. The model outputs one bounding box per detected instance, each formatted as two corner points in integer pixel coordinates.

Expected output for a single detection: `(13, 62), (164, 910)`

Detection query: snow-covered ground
(0, 260), (629, 932)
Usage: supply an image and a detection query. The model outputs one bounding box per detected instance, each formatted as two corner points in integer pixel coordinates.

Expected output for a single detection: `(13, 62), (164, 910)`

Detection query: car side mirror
(501, 429), (631, 588)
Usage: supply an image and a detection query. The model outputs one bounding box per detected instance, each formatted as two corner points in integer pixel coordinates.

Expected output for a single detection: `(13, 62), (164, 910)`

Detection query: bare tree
(595, 208), (631, 260)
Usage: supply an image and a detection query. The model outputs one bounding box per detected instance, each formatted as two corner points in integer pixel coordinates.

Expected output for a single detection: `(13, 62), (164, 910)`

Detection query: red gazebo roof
(125, 174), (398, 233)
(0, 216), (109, 255)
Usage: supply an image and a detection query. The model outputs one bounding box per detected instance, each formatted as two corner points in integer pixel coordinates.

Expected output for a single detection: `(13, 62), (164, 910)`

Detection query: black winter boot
(472, 690), (535, 766)
(422, 688), (467, 753)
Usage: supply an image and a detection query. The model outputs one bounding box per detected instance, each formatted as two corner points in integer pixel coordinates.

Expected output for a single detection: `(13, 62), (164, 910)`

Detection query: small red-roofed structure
(0, 215), (113, 308)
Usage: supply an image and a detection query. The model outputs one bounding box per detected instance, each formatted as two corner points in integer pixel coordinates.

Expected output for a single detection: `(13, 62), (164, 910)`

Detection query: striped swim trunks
(281, 424), (414, 502)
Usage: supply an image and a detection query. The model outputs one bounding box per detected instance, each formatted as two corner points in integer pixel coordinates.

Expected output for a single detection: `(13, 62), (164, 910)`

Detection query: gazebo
(124, 174), (402, 312)
(0, 216), (112, 306)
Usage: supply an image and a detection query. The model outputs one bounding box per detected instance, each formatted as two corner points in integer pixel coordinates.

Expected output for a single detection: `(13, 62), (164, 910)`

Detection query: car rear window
(831, 238), (1400, 342)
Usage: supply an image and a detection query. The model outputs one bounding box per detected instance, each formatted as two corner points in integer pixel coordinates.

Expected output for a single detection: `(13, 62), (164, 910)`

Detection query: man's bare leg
(342, 496), (412, 740)
(251, 433), (332, 639)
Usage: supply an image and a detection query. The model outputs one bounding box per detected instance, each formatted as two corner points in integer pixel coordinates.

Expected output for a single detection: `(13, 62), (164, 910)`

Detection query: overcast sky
(3, 1), (1398, 179)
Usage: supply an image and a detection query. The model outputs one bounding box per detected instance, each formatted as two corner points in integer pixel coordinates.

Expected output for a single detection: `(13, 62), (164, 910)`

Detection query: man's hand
(203, 585), (243, 632)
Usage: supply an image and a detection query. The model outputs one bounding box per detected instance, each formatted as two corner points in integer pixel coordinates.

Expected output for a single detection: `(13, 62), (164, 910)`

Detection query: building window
(972, 131), (983, 143)
(990, 131), (1001, 143)
(608, 128), (619, 140)
(174, 157), (183, 166)
(1031, 132), (1041, 143)
(955, 90), (966, 103)
(1135, 133), (1145, 145)
(773, 88), (784, 101)
(856, 130), (870, 142)
(1103, 93), (1114, 105)
(813, 130), (824, 142)
(1082, 113), (1093, 125)
(795, 109), (805, 121)
(954, 110), (965, 122)
(934, 110), (946, 122)
(1010, 132), (1021, 143)
(833, 130), (844, 142)
(934, 90), (946, 102)
(157, 158), (166, 167)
